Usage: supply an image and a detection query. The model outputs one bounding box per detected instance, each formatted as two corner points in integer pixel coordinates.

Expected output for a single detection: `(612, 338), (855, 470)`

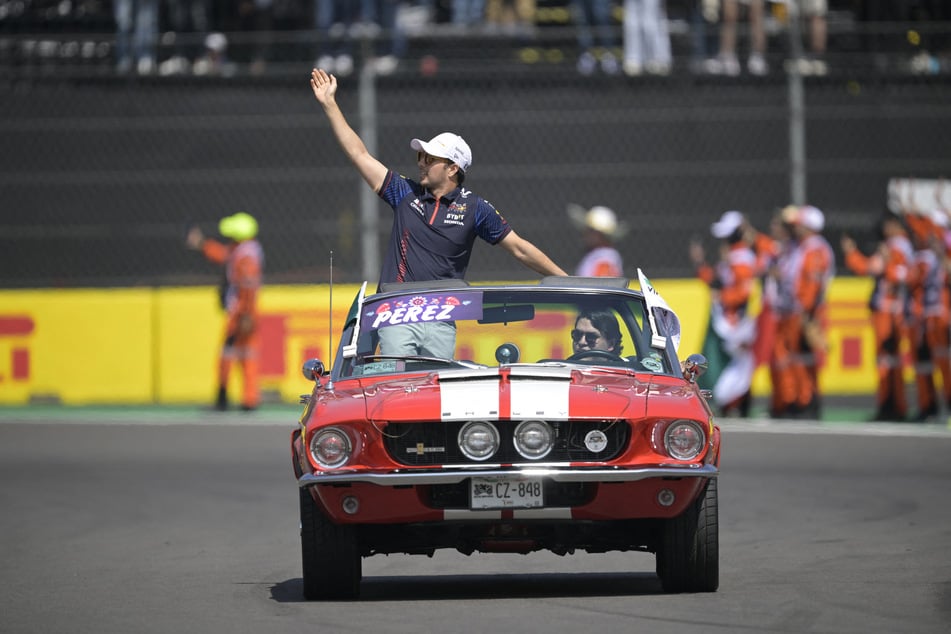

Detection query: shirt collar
(423, 186), (461, 204)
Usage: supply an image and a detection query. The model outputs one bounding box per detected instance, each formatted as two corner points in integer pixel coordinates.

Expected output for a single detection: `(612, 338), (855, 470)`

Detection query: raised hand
(310, 68), (337, 106)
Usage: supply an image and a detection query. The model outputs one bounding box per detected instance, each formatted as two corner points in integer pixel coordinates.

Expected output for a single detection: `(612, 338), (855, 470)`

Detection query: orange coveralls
(906, 217), (951, 419)
(773, 234), (834, 416)
(697, 243), (757, 323)
(750, 231), (790, 415)
(844, 235), (914, 420)
(202, 238), (264, 410)
(750, 231), (780, 363)
(697, 242), (757, 414)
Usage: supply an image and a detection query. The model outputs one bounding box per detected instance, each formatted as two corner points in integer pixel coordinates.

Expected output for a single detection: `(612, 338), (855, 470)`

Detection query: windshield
(334, 288), (677, 379)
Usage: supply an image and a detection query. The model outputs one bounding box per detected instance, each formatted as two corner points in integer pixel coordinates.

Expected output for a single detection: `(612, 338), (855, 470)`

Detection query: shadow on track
(271, 571), (663, 603)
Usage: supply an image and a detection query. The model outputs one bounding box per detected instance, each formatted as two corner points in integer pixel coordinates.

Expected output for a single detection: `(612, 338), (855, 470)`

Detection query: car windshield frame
(329, 283), (682, 381)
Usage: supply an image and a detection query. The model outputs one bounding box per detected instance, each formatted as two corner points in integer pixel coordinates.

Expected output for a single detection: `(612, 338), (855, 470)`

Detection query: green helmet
(218, 212), (258, 241)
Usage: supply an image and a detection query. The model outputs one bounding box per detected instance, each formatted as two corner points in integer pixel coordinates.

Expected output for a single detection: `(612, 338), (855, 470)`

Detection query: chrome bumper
(298, 463), (718, 488)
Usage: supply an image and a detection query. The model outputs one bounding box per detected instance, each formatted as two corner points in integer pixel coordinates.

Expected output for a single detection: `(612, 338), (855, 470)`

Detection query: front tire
(656, 478), (719, 593)
(299, 487), (361, 600)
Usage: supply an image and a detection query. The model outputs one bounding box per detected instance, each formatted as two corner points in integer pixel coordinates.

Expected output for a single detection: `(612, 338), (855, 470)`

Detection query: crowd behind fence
(2, 1), (950, 77)
(1, 2), (950, 288)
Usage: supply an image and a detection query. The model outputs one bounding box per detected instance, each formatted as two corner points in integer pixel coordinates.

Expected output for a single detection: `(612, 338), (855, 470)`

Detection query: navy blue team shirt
(376, 169), (512, 288)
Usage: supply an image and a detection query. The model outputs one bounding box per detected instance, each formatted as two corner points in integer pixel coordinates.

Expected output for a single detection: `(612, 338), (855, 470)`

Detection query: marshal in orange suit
(187, 212), (264, 411)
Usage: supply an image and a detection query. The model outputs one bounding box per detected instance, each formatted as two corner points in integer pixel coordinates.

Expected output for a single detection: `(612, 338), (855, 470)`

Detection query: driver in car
(571, 309), (624, 358)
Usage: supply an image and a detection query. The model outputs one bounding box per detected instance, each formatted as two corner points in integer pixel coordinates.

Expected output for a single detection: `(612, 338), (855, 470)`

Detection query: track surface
(2, 410), (950, 634)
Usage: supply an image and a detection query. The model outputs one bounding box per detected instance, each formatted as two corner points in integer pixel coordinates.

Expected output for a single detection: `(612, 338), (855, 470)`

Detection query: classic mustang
(291, 272), (719, 599)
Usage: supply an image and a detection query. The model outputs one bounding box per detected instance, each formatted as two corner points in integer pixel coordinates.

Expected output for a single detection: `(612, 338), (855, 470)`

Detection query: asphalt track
(2, 406), (950, 634)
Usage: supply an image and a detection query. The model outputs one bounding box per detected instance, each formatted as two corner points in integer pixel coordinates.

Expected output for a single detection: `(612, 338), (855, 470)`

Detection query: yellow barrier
(0, 289), (154, 404)
(0, 279), (878, 405)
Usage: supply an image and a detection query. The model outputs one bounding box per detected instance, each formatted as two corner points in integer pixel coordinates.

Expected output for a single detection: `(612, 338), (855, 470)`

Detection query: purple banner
(363, 292), (484, 331)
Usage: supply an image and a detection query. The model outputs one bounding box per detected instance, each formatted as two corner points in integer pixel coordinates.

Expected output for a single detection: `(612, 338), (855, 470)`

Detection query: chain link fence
(2, 3), (951, 287)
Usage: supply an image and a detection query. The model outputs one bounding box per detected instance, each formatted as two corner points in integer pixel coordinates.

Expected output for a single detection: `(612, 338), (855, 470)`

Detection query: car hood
(357, 365), (651, 422)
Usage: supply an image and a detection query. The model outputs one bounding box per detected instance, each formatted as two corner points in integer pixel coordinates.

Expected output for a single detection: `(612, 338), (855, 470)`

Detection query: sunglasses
(417, 151), (450, 166)
(571, 329), (602, 346)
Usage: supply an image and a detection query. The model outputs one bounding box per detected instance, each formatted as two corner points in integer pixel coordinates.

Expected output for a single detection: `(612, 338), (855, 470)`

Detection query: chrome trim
(309, 427), (353, 469)
(298, 463), (718, 488)
(664, 420), (706, 460)
(513, 420), (554, 460)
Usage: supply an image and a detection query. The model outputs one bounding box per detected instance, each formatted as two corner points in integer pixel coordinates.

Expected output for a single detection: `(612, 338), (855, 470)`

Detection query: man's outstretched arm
(499, 231), (568, 277)
(310, 68), (388, 192)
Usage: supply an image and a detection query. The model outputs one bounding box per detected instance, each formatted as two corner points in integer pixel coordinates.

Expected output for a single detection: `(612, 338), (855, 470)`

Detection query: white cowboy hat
(567, 203), (628, 238)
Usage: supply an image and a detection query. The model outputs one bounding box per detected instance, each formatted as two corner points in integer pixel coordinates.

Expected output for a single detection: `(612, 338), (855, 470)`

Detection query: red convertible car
(291, 273), (719, 599)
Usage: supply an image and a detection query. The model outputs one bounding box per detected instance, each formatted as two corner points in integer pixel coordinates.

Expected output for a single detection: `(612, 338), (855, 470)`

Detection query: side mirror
(302, 358), (326, 382)
(681, 353), (708, 383)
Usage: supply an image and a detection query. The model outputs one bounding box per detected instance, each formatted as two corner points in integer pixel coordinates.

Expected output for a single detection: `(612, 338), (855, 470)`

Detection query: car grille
(382, 420), (629, 466)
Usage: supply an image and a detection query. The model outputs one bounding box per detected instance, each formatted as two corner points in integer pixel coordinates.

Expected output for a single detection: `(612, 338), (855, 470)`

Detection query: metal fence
(2, 9), (951, 288)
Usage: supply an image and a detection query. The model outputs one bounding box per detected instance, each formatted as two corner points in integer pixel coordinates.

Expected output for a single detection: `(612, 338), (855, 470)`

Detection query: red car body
(292, 275), (720, 599)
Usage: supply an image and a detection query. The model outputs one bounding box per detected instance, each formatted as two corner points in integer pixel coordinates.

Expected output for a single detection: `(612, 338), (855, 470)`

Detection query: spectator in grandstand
(688, 0), (720, 73)
(314, 0), (360, 77)
(704, 0), (768, 76)
(159, 0), (211, 76)
(622, 0), (672, 76)
(484, 0), (536, 38)
(452, 0), (487, 29)
(186, 212), (265, 412)
(308, 67), (567, 293)
(568, 204), (625, 277)
(191, 32), (236, 77)
(236, 0), (276, 75)
(360, 0), (407, 75)
(801, 0), (828, 76)
(113, 0), (159, 75)
(571, 0), (620, 76)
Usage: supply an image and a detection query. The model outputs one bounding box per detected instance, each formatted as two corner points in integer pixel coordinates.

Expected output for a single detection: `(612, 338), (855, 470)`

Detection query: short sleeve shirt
(575, 246), (623, 277)
(376, 169), (512, 287)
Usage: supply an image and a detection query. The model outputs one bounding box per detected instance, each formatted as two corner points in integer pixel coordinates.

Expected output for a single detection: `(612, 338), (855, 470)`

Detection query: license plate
(470, 476), (544, 509)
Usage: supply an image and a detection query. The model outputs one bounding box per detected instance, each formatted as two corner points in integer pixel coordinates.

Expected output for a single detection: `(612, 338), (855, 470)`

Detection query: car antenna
(326, 250), (334, 391)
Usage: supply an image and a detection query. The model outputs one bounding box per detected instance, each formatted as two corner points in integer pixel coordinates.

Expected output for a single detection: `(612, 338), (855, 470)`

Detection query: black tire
(656, 478), (719, 593)
(299, 487), (361, 600)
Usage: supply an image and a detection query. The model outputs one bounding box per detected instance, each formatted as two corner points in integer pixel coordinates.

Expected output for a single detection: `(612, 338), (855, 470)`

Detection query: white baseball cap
(710, 210), (745, 239)
(410, 132), (472, 172)
(800, 205), (825, 232)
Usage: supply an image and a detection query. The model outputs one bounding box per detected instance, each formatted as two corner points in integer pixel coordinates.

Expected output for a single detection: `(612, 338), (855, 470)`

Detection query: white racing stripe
(439, 380), (501, 420)
(510, 379), (570, 419)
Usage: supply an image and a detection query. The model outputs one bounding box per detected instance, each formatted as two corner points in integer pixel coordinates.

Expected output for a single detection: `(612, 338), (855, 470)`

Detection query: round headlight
(309, 427), (352, 468)
(457, 421), (499, 461)
(513, 420), (553, 460)
(664, 420), (705, 460)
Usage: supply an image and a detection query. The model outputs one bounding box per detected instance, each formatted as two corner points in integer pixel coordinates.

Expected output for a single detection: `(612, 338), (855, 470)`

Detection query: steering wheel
(566, 350), (628, 363)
